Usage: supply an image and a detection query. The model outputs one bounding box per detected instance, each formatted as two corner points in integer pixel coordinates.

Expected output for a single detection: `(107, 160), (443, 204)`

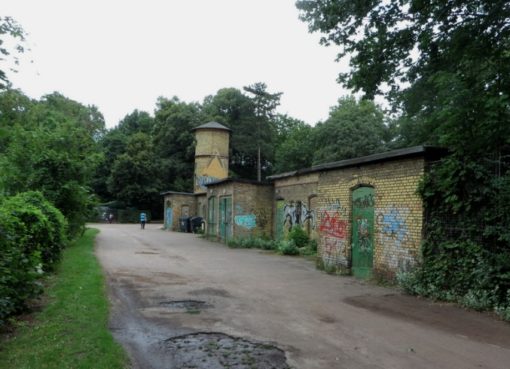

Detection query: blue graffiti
(379, 207), (409, 247)
(234, 214), (257, 229)
(196, 175), (220, 189)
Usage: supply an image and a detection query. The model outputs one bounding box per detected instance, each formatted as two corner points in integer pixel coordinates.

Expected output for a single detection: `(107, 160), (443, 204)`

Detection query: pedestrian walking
(140, 212), (147, 229)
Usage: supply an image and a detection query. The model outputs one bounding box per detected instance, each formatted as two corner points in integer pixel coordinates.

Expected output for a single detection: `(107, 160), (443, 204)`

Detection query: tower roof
(192, 121), (231, 132)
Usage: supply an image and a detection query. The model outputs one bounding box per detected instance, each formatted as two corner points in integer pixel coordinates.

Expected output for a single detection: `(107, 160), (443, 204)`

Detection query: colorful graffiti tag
(319, 211), (347, 239)
(196, 175), (220, 190)
(234, 214), (257, 229)
(322, 237), (348, 267)
(376, 206), (415, 271)
(357, 217), (372, 252)
(283, 201), (315, 229)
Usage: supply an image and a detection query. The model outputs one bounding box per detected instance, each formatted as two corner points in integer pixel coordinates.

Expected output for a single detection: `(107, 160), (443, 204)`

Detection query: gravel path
(94, 223), (510, 369)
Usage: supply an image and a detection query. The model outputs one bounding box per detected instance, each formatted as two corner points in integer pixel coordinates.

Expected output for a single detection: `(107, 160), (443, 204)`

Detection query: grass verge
(0, 228), (128, 369)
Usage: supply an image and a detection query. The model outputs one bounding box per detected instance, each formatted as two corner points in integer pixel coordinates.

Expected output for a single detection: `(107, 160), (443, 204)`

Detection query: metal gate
(207, 196), (216, 237)
(219, 196), (232, 242)
(351, 187), (375, 279)
(275, 200), (285, 240)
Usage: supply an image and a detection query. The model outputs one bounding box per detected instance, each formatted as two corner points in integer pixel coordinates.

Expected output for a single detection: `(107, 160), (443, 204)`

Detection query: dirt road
(94, 223), (510, 369)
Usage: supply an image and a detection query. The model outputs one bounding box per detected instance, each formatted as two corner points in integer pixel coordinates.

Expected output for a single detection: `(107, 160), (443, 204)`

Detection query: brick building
(162, 121), (445, 280)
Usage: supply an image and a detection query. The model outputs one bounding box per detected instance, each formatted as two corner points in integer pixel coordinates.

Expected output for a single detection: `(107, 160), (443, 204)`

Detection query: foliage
(203, 87), (277, 179)
(287, 226), (309, 248)
(0, 90), (103, 237)
(276, 240), (300, 256)
(227, 237), (277, 250)
(0, 17), (27, 90)
(0, 191), (66, 324)
(311, 96), (389, 164)
(274, 121), (314, 173)
(0, 229), (128, 369)
(107, 132), (162, 210)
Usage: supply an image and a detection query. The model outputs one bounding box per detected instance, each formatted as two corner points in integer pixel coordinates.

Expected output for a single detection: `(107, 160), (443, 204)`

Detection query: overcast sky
(3, 0), (351, 128)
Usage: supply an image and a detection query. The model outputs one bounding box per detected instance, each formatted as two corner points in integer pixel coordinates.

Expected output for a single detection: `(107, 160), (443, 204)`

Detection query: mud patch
(189, 288), (232, 298)
(160, 300), (212, 313)
(159, 332), (289, 369)
(344, 294), (510, 349)
(135, 251), (160, 255)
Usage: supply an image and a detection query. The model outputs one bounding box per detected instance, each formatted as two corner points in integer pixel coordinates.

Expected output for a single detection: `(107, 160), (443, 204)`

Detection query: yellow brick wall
(194, 129), (229, 193)
(317, 158), (425, 278)
(163, 194), (197, 231)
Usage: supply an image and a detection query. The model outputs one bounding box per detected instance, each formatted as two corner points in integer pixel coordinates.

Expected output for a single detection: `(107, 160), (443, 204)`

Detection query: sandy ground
(93, 223), (510, 369)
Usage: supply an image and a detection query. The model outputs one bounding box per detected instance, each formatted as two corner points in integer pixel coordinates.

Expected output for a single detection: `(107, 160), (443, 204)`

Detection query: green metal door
(275, 200), (285, 240)
(207, 196), (216, 237)
(351, 187), (375, 279)
(219, 196), (232, 242)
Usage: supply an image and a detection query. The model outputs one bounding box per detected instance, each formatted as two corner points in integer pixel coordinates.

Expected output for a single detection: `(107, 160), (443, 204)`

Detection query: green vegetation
(226, 227), (317, 257)
(0, 229), (127, 369)
(0, 192), (67, 324)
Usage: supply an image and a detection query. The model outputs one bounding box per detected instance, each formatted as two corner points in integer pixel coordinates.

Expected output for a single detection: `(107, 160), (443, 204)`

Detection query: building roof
(267, 145), (447, 180)
(192, 121), (232, 132)
(205, 178), (273, 187)
(160, 191), (195, 196)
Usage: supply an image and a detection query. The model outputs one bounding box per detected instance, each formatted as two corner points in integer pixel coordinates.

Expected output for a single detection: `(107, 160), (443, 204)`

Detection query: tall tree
(243, 83), (282, 181)
(152, 96), (203, 192)
(0, 17), (27, 90)
(312, 96), (388, 164)
(203, 87), (276, 180)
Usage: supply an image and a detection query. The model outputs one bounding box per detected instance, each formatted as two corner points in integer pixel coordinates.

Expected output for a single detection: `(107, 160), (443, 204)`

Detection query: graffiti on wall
(322, 237), (348, 267)
(283, 201), (315, 229)
(234, 214), (257, 229)
(319, 211), (347, 239)
(352, 193), (375, 209)
(356, 217), (372, 252)
(376, 206), (415, 271)
(196, 175), (220, 190)
(317, 198), (349, 267)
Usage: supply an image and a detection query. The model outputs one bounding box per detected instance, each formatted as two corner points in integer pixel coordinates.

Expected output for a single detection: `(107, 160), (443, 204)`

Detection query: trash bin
(190, 216), (204, 233)
(179, 217), (191, 232)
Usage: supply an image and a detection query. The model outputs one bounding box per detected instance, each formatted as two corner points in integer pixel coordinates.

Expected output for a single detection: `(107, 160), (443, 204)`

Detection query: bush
(227, 237), (277, 250)
(277, 240), (300, 255)
(287, 226), (309, 248)
(0, 192), (67, 324)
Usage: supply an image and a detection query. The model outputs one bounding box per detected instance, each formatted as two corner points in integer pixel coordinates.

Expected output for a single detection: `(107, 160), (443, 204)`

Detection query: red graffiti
(319, 211), (347, 239)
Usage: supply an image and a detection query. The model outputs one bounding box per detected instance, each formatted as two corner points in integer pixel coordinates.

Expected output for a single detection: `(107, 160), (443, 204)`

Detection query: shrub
(0, 192), (67, 324)
(277, 240), (300, 255)
(287, 226), (309, 248)
(227, 237), (277, 250)
(0, 208), (42, 323)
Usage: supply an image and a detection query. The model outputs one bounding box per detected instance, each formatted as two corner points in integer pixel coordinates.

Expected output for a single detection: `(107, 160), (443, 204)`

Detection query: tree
(152, 96), (203, 192)
(274, 120), (314, 173)
(0, 17), (27, 90)
(243, 83), (282, 181)
(107, 133), (162, 210)
(0, 90), (101, 236)
(311, 97), (388, 164)
(203, 87), (277, 180)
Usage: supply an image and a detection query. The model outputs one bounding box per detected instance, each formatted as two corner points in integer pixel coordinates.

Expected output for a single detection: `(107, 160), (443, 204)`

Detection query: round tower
(193, 122), (231, 194)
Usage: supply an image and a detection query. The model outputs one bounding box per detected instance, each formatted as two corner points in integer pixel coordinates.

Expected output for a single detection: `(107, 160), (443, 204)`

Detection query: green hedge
(0, 191), (67, 324)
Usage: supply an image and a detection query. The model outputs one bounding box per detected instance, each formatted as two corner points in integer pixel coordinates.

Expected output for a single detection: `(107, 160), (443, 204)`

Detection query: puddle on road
(159, 332), (290, 369)
(159, 300), (212, 313)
